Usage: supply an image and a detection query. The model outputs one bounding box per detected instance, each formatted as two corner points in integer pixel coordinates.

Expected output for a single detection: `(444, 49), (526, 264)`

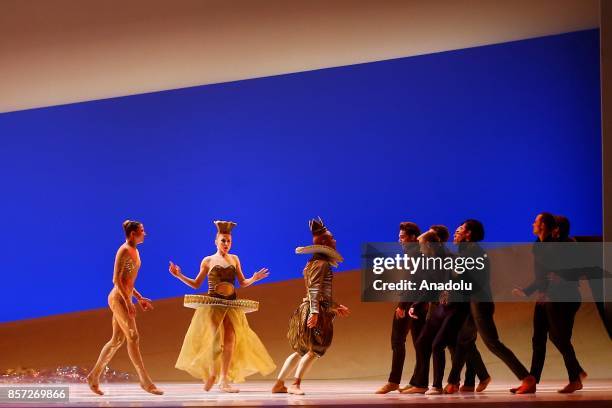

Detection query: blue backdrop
(0, 29), (601, 322)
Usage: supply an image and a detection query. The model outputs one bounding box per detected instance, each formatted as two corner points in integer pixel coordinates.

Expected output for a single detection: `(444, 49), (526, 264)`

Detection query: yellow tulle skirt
(175, 306), (276, 383)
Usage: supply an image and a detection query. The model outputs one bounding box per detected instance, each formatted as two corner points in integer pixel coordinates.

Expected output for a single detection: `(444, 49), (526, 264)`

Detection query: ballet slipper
(515, 375), (536, 394)
(287, 385), (305, 395)
(443, 383), (460, 394)
(476, 376), (491, 392)
(271, 380), (288, 393)
(558, 380), (582, 394)
(375, 382), (399, 394)
(219, 381), (239, 393)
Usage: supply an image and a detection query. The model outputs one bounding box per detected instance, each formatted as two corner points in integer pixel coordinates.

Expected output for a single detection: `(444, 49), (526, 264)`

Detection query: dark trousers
(447, 307), (491, 385)
(411, 303), (488, 388)
(530, 302), (548, 383)
(546, 301), (583, 382)
(449, 301), (529, 384)
(410, 303), (445, 387)
(530, 301), (584, 382)
(389, 305), (426, 384)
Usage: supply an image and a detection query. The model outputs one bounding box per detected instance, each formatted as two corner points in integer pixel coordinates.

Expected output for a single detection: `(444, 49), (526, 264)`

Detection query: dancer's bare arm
(234, 255), (269, 287)
(169, 257), (211, 289)
(133, 288), (154, 311)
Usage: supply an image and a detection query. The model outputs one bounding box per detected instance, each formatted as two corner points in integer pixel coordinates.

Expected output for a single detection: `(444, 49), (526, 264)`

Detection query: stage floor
(3, 380), (611, 407)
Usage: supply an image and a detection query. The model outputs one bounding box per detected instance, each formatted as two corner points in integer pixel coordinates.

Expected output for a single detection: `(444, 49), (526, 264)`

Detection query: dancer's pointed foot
(219, 381), (239, 393)
(287, 385), (305, 395)
(476, 376), (491, 392)
(558, 380), (582, 394)
(443, 383), (460, 394)
(204, 375), (216, 392)
(459, 384), (475, 392)
(375, 382), (399, 394)
(515, 375), (536, 394)
(272, 380), (288, 393)
(141, 383), (163, 395)
(86, 374), (104, 396)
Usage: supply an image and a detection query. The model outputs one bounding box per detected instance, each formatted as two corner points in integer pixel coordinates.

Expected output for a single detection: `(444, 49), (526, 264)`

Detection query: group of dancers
(86, 217), (349, 396)
(376, 213), (587, 396)
(85, 213), (589, 397)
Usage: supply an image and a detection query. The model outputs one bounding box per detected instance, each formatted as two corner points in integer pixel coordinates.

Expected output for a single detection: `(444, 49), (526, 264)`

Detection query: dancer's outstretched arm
(169, 258), (211, 289)
(234, 255), (269, 287)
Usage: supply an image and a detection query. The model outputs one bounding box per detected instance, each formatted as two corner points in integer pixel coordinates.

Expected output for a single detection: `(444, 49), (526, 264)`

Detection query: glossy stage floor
(8, 380), (610, 407)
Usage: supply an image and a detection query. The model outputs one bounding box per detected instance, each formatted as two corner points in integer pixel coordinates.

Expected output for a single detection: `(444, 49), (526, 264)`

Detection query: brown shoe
(558, 380), (582, 394)
(401, 386), (427, 394)
(459, 385), (475, 392)
(272, 380), (288, 393)
(515, 375), (536, 394)
(376, 382), (399, 394)
(476, 376), (491, 392)
(398, 384), (412, 392)
(444, 383), (460, 394)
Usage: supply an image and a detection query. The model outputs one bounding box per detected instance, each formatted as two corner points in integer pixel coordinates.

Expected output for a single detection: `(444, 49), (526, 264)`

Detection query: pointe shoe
(204, 376), (216, 392)
(401, 386), (427, 394)
(515, 375), (536, 394)
(86, 374), (104, 396)
(219, 382), (239, 393)
(287, 385), (305, 395)
(459, 385), (475, 392)
(476, 376), (491, 392)
(443, 383), (460, 394)
(425, 387), (443, 395)
(271, 380), (288, 393)
(376, 382), (399, 394)
(558, 380), (582, 394)
(141, 383), (164, 395)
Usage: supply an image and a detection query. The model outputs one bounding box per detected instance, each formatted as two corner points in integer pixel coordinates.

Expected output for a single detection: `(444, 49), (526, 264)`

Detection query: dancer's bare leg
(203, 310), (224, 391)
(219, 317), (238, 393)
(272, 352), (300, 393)
(110, 296), (163, 395)
(87, 317), (125, 395)
(288, 352), (318, 395)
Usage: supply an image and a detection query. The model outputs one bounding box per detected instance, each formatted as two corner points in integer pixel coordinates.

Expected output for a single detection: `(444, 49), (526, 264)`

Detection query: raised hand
(169, 261), (182, 277)
(336, 304), (350, 317)
(395, 307), (405, 319)
(408, 306), (418, 319)
(252, 267), (269, 282)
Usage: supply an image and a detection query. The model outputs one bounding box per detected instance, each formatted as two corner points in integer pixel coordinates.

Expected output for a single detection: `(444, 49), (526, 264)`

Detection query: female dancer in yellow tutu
(169, 220), (276, 393)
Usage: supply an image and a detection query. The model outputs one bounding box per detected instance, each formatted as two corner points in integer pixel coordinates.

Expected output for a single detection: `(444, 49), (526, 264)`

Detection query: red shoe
(459, 385), (474, 392)
(515, 375), (536, 394)
(444, 383), (460, 394)
(476, 377), (491, 392)
(558, 380), (582, 393)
